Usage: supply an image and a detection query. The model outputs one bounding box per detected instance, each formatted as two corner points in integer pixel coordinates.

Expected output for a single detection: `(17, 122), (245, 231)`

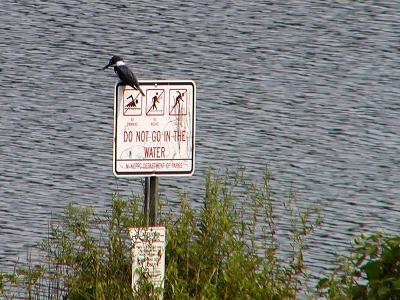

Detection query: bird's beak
(101, 62), (112, 70)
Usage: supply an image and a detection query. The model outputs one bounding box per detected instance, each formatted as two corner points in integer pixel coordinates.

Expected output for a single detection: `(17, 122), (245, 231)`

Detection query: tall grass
(0, 166), (322, 299)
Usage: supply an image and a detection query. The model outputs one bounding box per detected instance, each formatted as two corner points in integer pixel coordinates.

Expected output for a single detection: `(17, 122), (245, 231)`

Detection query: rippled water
(1, 0), (400, 278)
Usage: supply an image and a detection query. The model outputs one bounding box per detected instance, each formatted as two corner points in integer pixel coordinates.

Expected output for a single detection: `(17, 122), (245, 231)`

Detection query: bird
(102, 55), (145, 96)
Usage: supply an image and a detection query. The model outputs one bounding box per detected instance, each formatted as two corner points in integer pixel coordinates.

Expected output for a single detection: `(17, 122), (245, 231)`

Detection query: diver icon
(170, 90), (187, 115)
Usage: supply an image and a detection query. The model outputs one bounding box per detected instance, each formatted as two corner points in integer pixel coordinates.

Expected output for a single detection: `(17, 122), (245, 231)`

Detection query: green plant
(1, 166), (322, 299)
(163, 166), (321, 299)
(317, 232), (400, 299)
(43, 198), (144, 300)
(0, 252), (49, 299)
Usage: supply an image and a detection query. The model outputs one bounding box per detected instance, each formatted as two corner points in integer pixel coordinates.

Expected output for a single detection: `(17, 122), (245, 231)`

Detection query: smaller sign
(130, 226), (166, 298)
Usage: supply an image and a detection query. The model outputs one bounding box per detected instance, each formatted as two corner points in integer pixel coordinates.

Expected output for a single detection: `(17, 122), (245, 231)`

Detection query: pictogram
(146, 89), (165, 116)
(169, 89), (187, 115)
(123, 88), (143, 116)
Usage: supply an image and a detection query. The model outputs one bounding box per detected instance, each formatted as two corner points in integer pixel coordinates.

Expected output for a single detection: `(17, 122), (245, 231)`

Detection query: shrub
(317, 232), (400, 299)
(164, 167), (321, 299)
(0, 166), (321, 299)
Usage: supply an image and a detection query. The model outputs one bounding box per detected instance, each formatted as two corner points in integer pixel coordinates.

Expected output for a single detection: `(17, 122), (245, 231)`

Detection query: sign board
(130, 226), (166, 297)
(113, 80), (196, 177)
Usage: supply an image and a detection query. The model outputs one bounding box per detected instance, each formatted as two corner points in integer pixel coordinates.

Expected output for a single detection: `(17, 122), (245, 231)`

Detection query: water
(1, 0), (399, 280)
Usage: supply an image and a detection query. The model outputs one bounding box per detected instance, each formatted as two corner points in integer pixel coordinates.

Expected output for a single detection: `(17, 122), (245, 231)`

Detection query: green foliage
(0, 251), (49, 299)
(0, 166), (321, 299)
(317, 232), (400, 299)
(43, 197), (144, 300)
(164, 167), (321, 299)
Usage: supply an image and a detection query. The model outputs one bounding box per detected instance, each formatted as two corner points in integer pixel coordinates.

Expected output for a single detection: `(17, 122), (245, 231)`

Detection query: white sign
(113, 80), (196, 177)
(130, 226), (166, 297)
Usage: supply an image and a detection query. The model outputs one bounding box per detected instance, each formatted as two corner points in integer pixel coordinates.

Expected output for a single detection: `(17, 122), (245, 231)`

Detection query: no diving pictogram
(169, 89), (187, 115)
(123, 88), (143, 116)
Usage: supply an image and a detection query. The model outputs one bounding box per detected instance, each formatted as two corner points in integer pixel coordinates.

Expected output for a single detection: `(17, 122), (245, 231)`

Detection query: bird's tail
(130, 83), (145, 96)
(139, 86), (145, 97)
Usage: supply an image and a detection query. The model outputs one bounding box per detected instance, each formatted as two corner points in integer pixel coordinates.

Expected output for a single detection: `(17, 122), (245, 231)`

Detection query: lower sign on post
(130, 226), (166, 298)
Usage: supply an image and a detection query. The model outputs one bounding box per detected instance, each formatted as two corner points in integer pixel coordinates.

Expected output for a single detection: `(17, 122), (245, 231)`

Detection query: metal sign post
(144, 177), (150, 225)
(143, 176), (158, 226)
(149, 176), (158, 225)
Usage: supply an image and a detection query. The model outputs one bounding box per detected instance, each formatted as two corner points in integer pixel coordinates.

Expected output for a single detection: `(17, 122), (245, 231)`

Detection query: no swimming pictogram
(123, 88), (143, 116)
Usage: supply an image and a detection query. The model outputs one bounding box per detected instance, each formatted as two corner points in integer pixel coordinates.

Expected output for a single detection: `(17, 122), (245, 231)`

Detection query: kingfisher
(102, 55), (145, 96)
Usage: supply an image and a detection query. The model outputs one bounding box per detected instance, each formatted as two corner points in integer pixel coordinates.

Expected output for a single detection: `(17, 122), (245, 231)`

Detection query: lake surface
(1, 0), (399, 281)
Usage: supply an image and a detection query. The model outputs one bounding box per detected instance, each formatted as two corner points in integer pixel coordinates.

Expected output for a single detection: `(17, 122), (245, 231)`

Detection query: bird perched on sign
(102, 55), (145, 96)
